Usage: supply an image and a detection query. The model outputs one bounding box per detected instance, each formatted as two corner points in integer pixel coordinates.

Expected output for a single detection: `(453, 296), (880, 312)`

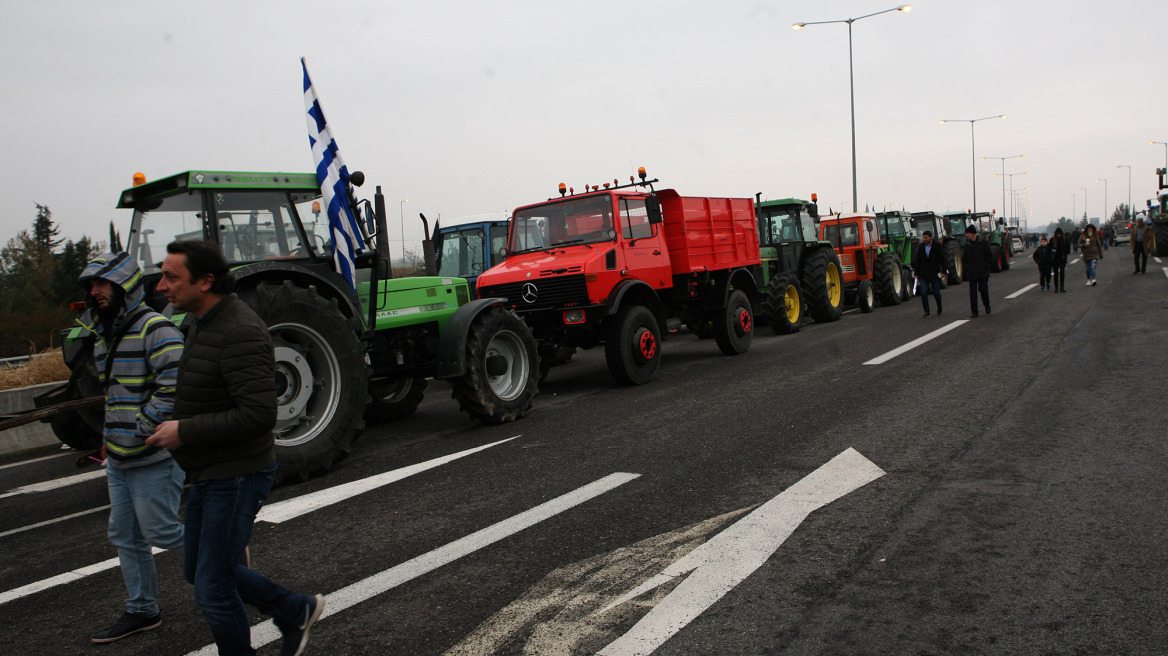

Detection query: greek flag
(302, 57), (364, 289)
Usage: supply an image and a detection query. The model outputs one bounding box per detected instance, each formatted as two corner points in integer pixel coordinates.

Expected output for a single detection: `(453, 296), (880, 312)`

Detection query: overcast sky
(3, 0), (1166, 252)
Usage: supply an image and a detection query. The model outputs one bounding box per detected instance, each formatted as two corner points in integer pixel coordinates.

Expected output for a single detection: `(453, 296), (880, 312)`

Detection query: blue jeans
(106, 457), (186, 616)
(184, 462), (308, 655)
(1085, 259), (1098, 280)
(919, 276), (942, 313)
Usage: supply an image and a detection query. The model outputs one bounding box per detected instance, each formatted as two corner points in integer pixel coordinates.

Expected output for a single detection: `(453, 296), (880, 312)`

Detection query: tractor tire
(858, 279), (875, 313)
(874, 251), (902, 306)
(605, 305), (662, 385)
(900, 266), (913, 301)
(765, 272), (802, 334)
(240, 281), (369, 484)
(365, 377), (427, 424)
(450, 307), (539, 423)
(944, 240), (963, 284)
(1153, 221), (1168, 257)
(43, 343), (103, 450)
(800, 247), (843, 323)
(990, 243), (1003, 273)
(1001, 244), (1011, 271)
(712, 289), (753, 356)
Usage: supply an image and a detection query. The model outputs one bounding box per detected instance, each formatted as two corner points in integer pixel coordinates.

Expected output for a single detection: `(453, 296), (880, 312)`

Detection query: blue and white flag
(302, 57), (365, 289)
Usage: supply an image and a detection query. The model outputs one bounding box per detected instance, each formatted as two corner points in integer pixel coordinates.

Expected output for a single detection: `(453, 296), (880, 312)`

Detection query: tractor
(819, 213), (904, 312)
(37, 170), (540, 483)
(754, 195), (844, 333)
(433, 215), (511, 295)
(912, 211), (964, 284)
(874, 210), (918, 293)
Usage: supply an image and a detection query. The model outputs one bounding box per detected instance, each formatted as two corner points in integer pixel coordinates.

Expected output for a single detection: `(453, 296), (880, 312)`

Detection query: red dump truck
(476, 169), (761, 385)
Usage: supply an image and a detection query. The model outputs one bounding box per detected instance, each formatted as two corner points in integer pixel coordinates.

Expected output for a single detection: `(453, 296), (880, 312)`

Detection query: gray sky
(3, 0), (1166, 252)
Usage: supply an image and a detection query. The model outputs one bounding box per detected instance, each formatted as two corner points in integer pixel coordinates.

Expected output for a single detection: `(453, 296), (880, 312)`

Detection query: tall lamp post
(981, 154), (1025, 217)
(941, 114), (1006, 213)
(1066, 193), (1076, 225)
(399, 198), (409, 262)
(793, 4), (912, 212)
(1153, 141), (1168, 170)
(993, 171), (1028, 225)
(1077, 187), (1088, 224)
(1118, 165), (1132, 223)
(1095, 178), (1108, 225)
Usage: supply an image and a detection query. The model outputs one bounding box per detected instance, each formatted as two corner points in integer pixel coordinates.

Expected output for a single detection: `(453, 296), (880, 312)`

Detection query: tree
(32, 203), (62, 253)
(1110, 203), (1131, 225)
(109, 220), (123, 252)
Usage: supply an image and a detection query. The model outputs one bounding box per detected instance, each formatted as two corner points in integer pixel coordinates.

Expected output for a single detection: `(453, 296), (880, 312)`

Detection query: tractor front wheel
(765, 272), (802, 334)
(365, 377), (427, 423)
(605, 305), (662, 385)
(713, 289), (753, 355)
(874, 251), (902, 306)
(858, 279), (875, 313)
(800, 248), (843, 323)
(450, 308), (539, 423)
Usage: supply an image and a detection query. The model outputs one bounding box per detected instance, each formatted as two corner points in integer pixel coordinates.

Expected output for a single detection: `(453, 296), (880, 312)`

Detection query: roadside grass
(0, 349), (69, 391)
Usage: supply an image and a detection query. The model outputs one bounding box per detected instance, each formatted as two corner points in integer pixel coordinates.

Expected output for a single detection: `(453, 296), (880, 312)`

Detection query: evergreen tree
(109, 220), (123, 252)
(32, 203), (62, 252)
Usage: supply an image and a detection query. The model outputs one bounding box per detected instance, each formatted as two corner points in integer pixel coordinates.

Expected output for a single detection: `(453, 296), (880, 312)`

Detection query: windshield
(881, 217), (906, 239)
(437, 227), (486, 277)
(509, 195), (615, 253)
(758, 206), (802, 244)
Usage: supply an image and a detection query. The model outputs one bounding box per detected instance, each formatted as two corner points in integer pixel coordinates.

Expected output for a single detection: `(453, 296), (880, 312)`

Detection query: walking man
(1132, 215), (1153, 273)
(80, 252), (186, 644)
(912, 230), (948, 317)
(960, 225), (993, 317)
(146, 241), (324, 656)
(1050, 227), (1071, 292)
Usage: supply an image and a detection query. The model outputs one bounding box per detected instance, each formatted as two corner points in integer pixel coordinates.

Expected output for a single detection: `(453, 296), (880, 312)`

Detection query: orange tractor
(819, 213), (907, 312)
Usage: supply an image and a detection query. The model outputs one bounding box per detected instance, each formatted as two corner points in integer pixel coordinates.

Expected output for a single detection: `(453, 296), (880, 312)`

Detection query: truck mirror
(646, 196), (663, 224)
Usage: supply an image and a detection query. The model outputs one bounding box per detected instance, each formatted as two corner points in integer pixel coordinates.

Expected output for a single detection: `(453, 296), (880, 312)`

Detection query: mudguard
(435, 298), (506, 379)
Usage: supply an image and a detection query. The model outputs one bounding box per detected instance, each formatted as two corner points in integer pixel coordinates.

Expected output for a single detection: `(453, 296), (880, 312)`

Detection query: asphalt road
(2, 247), (1165, 656)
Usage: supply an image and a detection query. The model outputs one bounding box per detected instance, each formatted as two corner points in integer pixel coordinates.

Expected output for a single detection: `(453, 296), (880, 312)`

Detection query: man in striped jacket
(77, 252), (187, 644)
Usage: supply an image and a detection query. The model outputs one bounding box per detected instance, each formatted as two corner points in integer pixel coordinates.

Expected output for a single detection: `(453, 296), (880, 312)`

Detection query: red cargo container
(658, 190), (760, 275)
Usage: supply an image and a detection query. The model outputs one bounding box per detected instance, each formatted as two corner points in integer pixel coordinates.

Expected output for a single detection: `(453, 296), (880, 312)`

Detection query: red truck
(476, 169), (761, 385)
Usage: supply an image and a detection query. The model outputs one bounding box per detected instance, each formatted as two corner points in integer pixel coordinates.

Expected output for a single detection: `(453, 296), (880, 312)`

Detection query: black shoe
(937, 307), (943, 315)
(91, 612), (162, 644)
(923, 312), (931, 318)
(969, 313), (979, 319)
(280, 594), (326, 656)
(985, 306), (991, 315)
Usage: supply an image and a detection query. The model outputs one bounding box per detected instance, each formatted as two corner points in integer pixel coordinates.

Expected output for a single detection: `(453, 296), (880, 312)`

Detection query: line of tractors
(39, 167), (1020, 484)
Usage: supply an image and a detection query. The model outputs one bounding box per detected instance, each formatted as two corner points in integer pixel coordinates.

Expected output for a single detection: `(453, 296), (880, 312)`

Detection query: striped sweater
(77, 252), (184, 470)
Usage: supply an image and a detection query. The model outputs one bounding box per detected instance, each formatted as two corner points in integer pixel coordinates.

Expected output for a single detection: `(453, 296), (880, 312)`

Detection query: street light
(399, 198), (409, 262)
(1066, 193), (1076, 224)
(1077, 187), (1088, 224)
(1095, 178), (1108, 224)
(993, 171), (1028, 225)
(793, 4), (911, 212)
(1118, 165), (1132, 222)
(1152, 141), (1168, 170)
(981, 154), (1025, 217)
(941, 114), (1006, 213)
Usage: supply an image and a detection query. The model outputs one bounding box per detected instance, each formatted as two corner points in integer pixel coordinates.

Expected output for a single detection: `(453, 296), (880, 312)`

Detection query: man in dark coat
(1032, 237), (1053, 291)
(960, 225), (993, 318)
(146, 241), (325, 656)
(912, 230), (948, 317)
(1050, 227), (1071, 292)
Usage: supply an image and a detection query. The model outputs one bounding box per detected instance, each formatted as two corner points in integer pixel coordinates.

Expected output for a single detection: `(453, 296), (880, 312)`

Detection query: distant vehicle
(1011, 237), (1023, 253)
(1113, 225), (1131, 244)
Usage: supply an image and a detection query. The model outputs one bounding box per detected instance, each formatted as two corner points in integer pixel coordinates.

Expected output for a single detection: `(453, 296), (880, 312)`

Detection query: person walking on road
(145, 241), (325, 656)
(912, 230), (948, 317)
(1032, 237), (1053, 291)
(1071, 227), (1081, 253)
(1078, 224), (1103, 286)
(1132, 215), (1154, 274)
(961, 225), (993, 318)
(1050, 228), (1071, 292)
(79, 252), (186, 645)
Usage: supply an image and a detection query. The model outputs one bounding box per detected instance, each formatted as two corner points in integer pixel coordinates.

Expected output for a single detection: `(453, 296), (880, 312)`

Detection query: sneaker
(923, 312), (931, 318)
(280, 594), (326, 656)
(1091, 279), (1097, 286)
(91, 612), (162, 644)
(1085, 281), (1092, 286)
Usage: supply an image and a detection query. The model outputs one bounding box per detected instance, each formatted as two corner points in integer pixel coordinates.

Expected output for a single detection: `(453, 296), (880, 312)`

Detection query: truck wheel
(713, 289), (753, 355)
(765, 272), (802, 334)
(858, 279), (875, 313)
(241, 281), (369, 483)
(43, 345), (103, 450)
(365, 377), (427, 423)
(990, 243), (1003, 273)
(800, 248), (843, 323)
(450, 308), (538, 423)
(605, 305), (662, 385)
(874, 251), (902, 306)
(944, 241), (963, 284)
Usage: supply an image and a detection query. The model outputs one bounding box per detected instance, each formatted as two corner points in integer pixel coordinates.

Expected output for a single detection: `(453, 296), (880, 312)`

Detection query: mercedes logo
(521, 282), (539, 304)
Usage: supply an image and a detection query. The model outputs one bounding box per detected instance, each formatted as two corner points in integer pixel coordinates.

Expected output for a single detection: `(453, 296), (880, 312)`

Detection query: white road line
(0, 547), (163, 606)
(185, 472), (642, 656)
(1070, 258), (1081, 264)
(596, 449), (884, 656)
(1162, 267), (1168, 279)
(1006, 283), (1038, 299)
(863, 321), (969, 366)
(1155, 257), (1163, 263)
(0, 504), (110, 539)
(0, 469), (106, 499)
(258, 436), (520, 524)
(0, 450), (75, 471)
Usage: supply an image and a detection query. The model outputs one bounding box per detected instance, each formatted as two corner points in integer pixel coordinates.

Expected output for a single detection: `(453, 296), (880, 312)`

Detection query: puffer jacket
(77, 252), (183, 470)
(1079, 231), (1103, 260)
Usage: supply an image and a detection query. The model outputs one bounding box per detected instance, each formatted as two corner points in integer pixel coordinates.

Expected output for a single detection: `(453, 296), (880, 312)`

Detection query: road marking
(0, 469), (106, 500)
(862, 321), (968, 365)
(1163, 267), (1168, 279)
(0, 547), (163, 606)
(1155, 257), (1162, 263)
(258, 436), (520, 524)
(0, 450), (76, 471)
(0, 504), (110, 539)
(184, 472), (642, 656)
(1006, 283), (1038, 299)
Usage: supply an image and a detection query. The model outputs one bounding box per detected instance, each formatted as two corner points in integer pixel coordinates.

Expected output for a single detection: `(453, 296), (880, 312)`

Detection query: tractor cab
(433, 215), (511, 294)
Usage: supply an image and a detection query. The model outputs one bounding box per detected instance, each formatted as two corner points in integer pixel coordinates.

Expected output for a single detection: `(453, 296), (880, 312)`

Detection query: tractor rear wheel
(1153, 221), (1168, 257)
(765, 272), (802, 334)
(944, 240), (963, 284)
(1000, 244), (1011, 270)
(605, 305), (662, 385)
(240, 281), (369, 484)
(858, 279), (875, 313)
(365, 377), (427, 423)
(874, 251), (902, 306)
(990, 243), (1003, 273)
(44, 342), (103, 450)
(450, 307), (538, 423)
(713, 289), (753, 355)
(800, 247), (843, 323)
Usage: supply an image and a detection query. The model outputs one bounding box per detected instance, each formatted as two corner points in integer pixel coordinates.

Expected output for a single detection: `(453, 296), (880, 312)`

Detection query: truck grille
(479, 274), (589, 310)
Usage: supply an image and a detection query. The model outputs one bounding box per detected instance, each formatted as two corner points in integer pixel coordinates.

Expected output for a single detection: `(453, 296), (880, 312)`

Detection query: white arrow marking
(596, 448), (884, 656)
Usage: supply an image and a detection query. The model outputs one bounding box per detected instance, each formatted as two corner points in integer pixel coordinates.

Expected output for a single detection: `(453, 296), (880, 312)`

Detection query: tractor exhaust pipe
(419, 212), (437, 276)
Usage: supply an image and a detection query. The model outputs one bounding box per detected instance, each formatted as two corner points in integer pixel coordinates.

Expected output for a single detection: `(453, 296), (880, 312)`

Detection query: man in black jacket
(147, 241), (324, 656)
(960, 226), (994, 318)
(911, 230), (948, 317)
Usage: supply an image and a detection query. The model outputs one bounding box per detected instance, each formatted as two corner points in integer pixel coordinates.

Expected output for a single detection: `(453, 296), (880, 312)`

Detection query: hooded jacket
(77, 252), (184, 470)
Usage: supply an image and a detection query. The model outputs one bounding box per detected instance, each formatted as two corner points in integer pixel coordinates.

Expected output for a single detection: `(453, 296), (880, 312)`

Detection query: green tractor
(910, 211), (964, 284)
(754, 195), (844, 333)
(39, 170), (540, 483)
(874, 210), (917, 297)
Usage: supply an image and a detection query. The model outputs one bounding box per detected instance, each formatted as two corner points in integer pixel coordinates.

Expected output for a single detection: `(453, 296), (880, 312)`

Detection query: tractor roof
(117, 170), (318, 208)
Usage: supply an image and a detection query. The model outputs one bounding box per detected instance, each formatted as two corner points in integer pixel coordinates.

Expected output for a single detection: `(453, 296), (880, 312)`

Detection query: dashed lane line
(1006, 283), (1038, 299)
(863, 320), (969, 366)
(0, 505), (110, 540)
(0, 450), (75, 471)
(0, 469), (106, 500)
